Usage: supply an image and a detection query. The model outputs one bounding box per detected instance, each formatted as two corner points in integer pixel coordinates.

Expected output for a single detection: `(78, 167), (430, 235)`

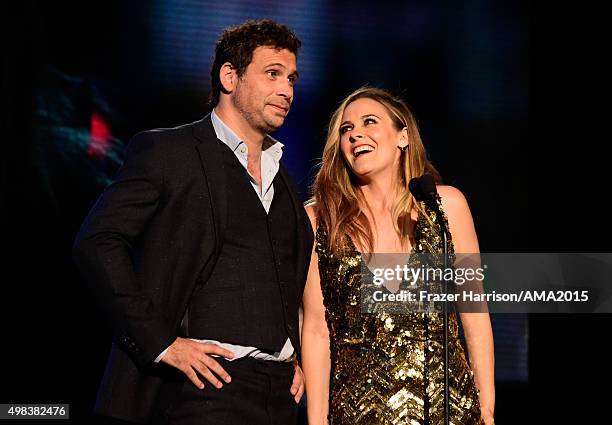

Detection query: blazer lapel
(193, 114), (227, 255)
(278, 164), (314, 284)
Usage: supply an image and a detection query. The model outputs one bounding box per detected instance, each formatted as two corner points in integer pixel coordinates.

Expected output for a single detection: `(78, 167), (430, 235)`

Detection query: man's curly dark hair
(209, 19), (301, 107)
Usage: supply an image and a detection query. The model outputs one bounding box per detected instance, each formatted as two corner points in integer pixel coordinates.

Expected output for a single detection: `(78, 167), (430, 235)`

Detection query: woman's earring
(398, 144), (409, 152)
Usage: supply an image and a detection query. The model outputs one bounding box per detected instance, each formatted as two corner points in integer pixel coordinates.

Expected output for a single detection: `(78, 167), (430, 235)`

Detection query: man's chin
(263, 117), (285, 132)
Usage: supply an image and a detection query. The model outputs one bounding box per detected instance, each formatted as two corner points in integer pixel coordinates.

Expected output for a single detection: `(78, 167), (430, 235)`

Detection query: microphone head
(409, 177), (425, 201)
(420, 174), (437, 197)
(409, 174), (437, 201)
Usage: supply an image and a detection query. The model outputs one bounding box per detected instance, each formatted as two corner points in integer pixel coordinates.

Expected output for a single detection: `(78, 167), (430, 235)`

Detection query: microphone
(409, 173), (436, 202)
(408, 174), (448, 235)
(408, 174), (451, 425)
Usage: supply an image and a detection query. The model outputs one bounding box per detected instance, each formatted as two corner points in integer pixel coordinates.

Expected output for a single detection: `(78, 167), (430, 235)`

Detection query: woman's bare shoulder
(304, 201), (317, 229)
(436, 185), (470, 214)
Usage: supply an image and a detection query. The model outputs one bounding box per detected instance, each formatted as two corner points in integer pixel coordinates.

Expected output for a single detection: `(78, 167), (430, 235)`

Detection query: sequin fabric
(316, 196), (483, 424)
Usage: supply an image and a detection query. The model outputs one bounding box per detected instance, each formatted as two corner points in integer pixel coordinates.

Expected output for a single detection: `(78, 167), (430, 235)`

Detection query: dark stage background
(1, 1), (609, 423)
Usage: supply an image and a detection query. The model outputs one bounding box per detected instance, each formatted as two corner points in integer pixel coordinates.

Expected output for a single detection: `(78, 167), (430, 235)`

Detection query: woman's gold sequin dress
(315, 198), (483, 424)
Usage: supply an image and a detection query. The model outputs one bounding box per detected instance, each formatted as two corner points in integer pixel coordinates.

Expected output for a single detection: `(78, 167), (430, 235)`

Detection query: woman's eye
(340, 126), (351, 134)
(364, 118), (376, 125)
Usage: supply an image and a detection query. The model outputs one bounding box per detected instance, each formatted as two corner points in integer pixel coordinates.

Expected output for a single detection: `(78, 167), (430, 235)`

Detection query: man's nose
(276, 81), (293, 101)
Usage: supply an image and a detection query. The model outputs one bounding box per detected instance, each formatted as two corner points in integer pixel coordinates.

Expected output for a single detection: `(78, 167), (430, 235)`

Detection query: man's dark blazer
(72, 114), (314, 423)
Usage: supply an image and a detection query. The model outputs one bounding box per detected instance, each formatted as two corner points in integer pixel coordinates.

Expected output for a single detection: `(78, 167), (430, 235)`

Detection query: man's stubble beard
(232, 81), (283, 135)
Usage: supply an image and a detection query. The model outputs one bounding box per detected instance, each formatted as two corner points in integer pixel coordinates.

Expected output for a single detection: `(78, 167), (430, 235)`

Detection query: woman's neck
(359, 176), (399, 213)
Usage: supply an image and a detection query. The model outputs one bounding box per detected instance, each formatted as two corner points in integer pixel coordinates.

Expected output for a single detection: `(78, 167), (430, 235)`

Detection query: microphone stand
(409, 175), (451, 425)
(426, 196), (450, 425)
(442, 221), (450, 425)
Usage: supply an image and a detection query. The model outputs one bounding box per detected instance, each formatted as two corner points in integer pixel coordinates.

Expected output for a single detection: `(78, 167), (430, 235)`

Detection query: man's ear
(219, 62), (237, 94)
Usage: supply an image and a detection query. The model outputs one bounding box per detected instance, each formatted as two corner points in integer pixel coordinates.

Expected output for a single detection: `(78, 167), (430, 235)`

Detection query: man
(73, 20), (313, 424)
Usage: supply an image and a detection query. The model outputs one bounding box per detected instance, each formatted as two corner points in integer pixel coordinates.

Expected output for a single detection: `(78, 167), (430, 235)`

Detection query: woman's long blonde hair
(310, 87), (441, 256)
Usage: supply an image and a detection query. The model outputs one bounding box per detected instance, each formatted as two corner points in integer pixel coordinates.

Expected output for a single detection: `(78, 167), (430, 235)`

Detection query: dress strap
(413, 194), (455, 254)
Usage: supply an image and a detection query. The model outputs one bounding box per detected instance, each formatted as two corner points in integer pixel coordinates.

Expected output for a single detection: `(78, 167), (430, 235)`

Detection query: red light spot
(88, 112), (111, 159)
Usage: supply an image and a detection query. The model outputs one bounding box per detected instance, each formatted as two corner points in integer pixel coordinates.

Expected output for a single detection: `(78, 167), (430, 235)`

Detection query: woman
(301, 87), (495, 424)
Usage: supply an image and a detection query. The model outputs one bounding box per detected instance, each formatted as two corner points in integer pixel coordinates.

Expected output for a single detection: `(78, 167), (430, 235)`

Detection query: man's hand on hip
(160, 337), (234, 389)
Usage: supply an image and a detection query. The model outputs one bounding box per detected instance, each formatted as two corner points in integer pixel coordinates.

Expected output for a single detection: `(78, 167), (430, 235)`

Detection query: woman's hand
(481, 407), (495, 425)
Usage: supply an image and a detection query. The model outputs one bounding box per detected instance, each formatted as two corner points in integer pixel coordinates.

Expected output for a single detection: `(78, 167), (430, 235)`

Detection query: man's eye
(288, 75), (296, 83)
(267, 70), (278, 78)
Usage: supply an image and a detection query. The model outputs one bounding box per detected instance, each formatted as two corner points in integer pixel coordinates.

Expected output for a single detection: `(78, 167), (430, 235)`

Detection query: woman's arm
(301, 205), (331, 425)
(438, 185), (495, 424)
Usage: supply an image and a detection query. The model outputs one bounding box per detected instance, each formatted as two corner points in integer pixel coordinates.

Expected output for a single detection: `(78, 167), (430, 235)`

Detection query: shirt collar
(211, 109), (284, 161)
